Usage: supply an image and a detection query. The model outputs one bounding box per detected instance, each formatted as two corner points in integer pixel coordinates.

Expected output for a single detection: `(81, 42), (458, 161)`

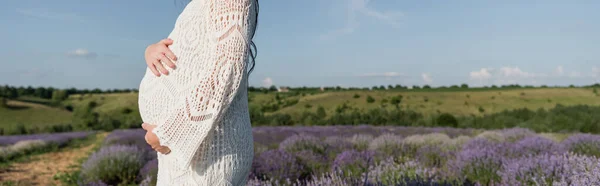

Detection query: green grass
(251, 87), (600, 118)
(2, 87), (599, 130)
(16, 96), (57, 106)
(0, 100), (72, 128)
(63, 92), (140, 115)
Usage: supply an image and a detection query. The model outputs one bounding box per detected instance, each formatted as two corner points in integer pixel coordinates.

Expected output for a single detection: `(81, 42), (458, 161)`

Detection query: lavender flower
(553, 157), (600, 185)
(0, 140), (47, 162)
(416, 144), (454, 168)
(500, 127), (536, 142)
(562, 133), (600, 157)
(139, 158), (158, 184)
(367, 133), (402, 159)
(323, 135), (353, 155)
(365, 157), (437, 185)
(538, 132), (565, 142)
(0, 131), (93, 146)
(252, 149), (305, 182)
(103, 129), (155, 161)
(446, 135), (471, 151)
(447, 138), (507, 185)
(507, 136), (564, 158)
(332, 150), (376, 180)
(253, 142), (270, 156)
(421, 133), (452, 145)
(82, 180), (109, 186)
(475, 131), (505, 142)
(500, 152), (600, 186)
(278, 133), (326, 155)
(295, 150), (329, 177)
(80, 145), (145, 185)
(348, 134), (374, 151)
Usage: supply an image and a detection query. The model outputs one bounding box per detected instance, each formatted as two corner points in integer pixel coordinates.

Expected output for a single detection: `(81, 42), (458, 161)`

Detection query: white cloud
(66, 49), (98, 59)
(320, 0), (403, 40)
(555, 66), (564, 76)
(16, 8), (85, 23)
(262, 77), (273, 87)
(421, 73), (433, 83)
(468, 66), (598, 86)
(498, 66), (538, 78)
(357, 72), (404, 78)
(468, 66), (539, 86)
(469, 68), (493, 80)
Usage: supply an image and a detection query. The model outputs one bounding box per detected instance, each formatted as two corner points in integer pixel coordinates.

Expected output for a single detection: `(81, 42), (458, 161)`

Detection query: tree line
(2, 83), (599, 103)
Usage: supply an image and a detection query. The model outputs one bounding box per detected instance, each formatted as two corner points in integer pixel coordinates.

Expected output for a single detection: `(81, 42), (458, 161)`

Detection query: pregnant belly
(138, 39), (197, 125)
(138, 73), (173, 125)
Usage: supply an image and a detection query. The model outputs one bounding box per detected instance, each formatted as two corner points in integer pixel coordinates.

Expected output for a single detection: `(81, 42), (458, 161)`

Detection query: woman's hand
(144, 38), (178, 77)
(141, 123), (171, 154)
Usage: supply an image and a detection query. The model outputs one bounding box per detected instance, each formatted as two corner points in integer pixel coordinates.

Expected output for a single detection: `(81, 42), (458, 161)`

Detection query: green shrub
(436, 113), (458, 127)
(366, 96), (375, 103)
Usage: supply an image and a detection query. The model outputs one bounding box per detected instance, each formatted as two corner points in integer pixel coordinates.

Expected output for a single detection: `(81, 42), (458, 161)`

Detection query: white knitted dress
(137, 0), (255, 185)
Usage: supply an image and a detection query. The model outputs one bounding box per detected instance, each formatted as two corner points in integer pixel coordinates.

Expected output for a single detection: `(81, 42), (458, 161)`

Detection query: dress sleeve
(151, 0), (255, 170)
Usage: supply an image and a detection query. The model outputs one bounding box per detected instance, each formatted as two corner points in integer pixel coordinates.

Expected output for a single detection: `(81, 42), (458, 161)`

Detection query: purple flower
(82, 180), (109, 186)
(348, 134), (374, 151)
(500, 127), (536, 142)
(80, 145), (145, 185)
(447, 138), (507, 184)
(278, 133), (326, 155)
(507, 136), (564, 158)
(366, 157), (437, 185)
(500, 152), (600, 185)
(104, 129), (149, 150)
(416, 144), (454, 168)
(562, 133), (600, 157)
(295, 150), (329, 177)
(323, 136), (353, 154)
(252, 149), (305, 182)
(0, 131), (93, 146)
(332, 150), (376, 180)
(103, 129), (155, 161)
(367, 133), (402, 158)
(138, 159), (158, 185)
(0, 140), (47, 162)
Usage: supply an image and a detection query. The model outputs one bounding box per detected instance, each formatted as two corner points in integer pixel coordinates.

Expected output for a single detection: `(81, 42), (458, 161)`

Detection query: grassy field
(63, 92), (140, 115)
(251, 87), (600, 117)
(0, 100), (72, 128)
(1, 87), (598, 130)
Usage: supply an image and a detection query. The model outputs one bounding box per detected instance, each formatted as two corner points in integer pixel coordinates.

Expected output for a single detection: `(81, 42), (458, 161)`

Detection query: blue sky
(1, 0), (599, 89)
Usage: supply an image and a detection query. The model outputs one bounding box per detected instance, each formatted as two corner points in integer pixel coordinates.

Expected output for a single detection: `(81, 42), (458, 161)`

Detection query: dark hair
(247, 0), (259, 76)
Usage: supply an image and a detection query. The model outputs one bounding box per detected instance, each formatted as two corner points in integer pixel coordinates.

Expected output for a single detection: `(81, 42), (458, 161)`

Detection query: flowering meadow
(75, 126), (600, 186)
(0, 131), (94, 162)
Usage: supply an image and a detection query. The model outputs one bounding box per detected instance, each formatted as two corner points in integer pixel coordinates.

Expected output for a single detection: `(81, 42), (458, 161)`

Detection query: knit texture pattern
(137, 0), (256, 185)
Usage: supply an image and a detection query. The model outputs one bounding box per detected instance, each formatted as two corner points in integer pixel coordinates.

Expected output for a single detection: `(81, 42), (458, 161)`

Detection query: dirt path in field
(0, 132), (107, 186)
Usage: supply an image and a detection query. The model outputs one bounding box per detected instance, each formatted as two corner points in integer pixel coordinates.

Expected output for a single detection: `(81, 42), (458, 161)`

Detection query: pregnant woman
(137, 0), (258, 185)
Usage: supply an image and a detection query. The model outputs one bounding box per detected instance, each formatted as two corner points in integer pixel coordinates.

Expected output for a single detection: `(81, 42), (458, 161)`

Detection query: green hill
(0, 100), (72, 133)
(255, 87), (600, 118)
(1, 87), (599, 134)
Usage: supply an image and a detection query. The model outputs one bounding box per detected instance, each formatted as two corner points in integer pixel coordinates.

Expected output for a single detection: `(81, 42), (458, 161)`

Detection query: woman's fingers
(154, 146), (171, 154)
(161, 52), (176, 69)
(158, 54), (173, 70)
(148, 62), (161, 77)
(164, 50), (177, 63)
(154, 54), (169, 75)
(154, 61), (168, 76)
(160, 38), (173, 45)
